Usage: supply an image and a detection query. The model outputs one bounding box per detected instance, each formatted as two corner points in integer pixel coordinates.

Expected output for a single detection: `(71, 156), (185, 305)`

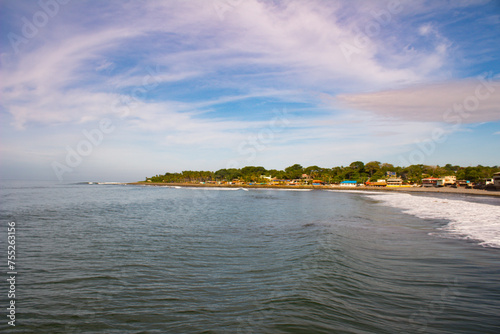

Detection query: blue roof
(341, 180), (357, 184)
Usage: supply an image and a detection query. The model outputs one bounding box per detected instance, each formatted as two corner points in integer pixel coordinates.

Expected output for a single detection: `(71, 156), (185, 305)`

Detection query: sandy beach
(130, 182), (500, 197)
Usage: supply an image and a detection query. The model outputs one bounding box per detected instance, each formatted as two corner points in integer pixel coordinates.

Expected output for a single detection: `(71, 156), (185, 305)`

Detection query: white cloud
(95, 60), (115, 72)
(335, 79), (500, 123)
(1, 0), (465, 130)
(419, 23), (434, 36)
(1, 0), (499, 180)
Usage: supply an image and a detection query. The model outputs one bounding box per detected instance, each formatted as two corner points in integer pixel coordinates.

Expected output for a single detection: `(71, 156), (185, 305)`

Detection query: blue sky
(1, 0), (499, 181)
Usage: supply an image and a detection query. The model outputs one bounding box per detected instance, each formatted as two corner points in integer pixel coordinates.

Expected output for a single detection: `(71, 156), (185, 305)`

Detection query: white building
(340, 181), (357, 187)
(386, 178), (403, 186)
(436, 176), (456, 187)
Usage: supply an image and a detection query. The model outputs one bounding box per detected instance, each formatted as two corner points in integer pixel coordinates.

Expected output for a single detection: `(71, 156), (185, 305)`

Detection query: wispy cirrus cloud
(0, 0), (444, 128)
(1, 0), (499, 180)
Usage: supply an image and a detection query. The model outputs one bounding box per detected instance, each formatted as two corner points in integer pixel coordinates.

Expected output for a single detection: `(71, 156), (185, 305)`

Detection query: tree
(371, 171), (385, 181)
(365, 161), (380, 178)
(146, 163), (500, 185)
(285, 164), (303, 179)
(343, 167), (354, 180)
(267, 169), (286, 179)
(305, 165), (322, 179)
(215, 168), (241, 181)
(241, 166), (267, 182)
(349, 161), (365, 172)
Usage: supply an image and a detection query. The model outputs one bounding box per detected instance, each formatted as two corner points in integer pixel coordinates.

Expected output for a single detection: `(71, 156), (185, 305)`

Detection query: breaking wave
(364, 192), (500, 248)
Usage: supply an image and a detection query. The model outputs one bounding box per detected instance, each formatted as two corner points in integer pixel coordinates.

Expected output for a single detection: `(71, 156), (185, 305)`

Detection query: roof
(341, 180), (357, 183)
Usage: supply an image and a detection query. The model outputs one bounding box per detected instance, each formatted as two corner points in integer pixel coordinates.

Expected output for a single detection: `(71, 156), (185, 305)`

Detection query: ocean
(1, 181), (499, 333)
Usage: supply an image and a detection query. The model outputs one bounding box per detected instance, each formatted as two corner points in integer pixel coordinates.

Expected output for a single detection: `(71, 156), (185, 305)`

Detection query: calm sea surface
(1, 181), (500, 333)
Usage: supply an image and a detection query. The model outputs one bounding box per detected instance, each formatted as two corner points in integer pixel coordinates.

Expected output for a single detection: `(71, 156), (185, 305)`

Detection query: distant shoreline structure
(144, 164), (500, 193)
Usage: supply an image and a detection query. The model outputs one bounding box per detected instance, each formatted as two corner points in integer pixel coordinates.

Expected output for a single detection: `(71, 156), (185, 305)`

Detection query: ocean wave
(260, 188), (313, 192)
(174, 186), (242, 191)
(326, 189), (381, 194)
(170, 186), (312, 192)
(364, 192), (500, 248)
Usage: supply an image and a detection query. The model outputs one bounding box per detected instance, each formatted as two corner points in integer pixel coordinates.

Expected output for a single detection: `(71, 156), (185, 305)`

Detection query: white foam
(364, 192), (500, 248)
(175, 186), (241, 191)
(327, 189), (381, 195)
(175, 186), (311, 192)
(269, 188), (312, 191)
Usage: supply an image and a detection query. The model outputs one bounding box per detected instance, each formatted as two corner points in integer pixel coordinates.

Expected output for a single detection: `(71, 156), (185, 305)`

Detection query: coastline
(129, 182), (500, 198)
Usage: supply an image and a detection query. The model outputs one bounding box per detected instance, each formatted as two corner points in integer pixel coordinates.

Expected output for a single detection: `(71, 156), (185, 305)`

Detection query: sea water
(1, 181), (499, 333)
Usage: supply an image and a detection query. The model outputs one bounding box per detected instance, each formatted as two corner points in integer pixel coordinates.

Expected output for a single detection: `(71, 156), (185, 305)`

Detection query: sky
(1, 0), (499, 182)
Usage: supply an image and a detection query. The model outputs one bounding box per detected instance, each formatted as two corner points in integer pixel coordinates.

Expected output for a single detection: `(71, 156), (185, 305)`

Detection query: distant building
(386, 178), (403, 186)
(436, 176), (456, 187)
(473, 178), (493, 189)
(456, 180), (472, 188)
(422, 177), (440, 187)
(493, 172), (500, 189)
(340, 180), (357, 187)
(365, 180), (386, 187)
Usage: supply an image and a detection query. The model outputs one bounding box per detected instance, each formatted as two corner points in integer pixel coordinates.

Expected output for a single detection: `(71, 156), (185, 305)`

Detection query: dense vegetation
(146, 162), (500, 184)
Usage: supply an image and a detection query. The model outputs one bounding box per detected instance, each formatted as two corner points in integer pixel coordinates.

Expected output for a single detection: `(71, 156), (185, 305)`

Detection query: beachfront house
(436, 176), (457, 187)
(366, 179), (387, 187)
(340, 180), (357, 187)
(386, 178), (403, 187)
(493, 172), (500, 189)
(422, 177), (440, 187)
(484, 178), (494, 186)
(456, 180), (472, 188)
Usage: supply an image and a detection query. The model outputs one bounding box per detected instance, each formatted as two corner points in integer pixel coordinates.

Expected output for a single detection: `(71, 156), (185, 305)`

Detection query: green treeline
(146, 162), (500, 184)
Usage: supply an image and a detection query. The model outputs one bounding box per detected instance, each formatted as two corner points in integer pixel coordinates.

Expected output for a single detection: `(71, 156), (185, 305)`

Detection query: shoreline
(129, 182), (500, 198)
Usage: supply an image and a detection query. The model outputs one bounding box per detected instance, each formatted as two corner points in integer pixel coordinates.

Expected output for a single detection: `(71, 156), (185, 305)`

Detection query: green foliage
(215, 168), (242, 181)
(349, 161), (365, 172)
(455, 166), (496, 182)
(284, 164), (304, 179)
(240, 166), (267, 182)
(365, 161), (380, 177)
(145, 163), (500, 184)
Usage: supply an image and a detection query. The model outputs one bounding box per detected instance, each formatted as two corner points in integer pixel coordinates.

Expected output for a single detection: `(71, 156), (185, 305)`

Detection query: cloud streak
(1, 0), (499, 180)
(335, 77), (500, 123)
